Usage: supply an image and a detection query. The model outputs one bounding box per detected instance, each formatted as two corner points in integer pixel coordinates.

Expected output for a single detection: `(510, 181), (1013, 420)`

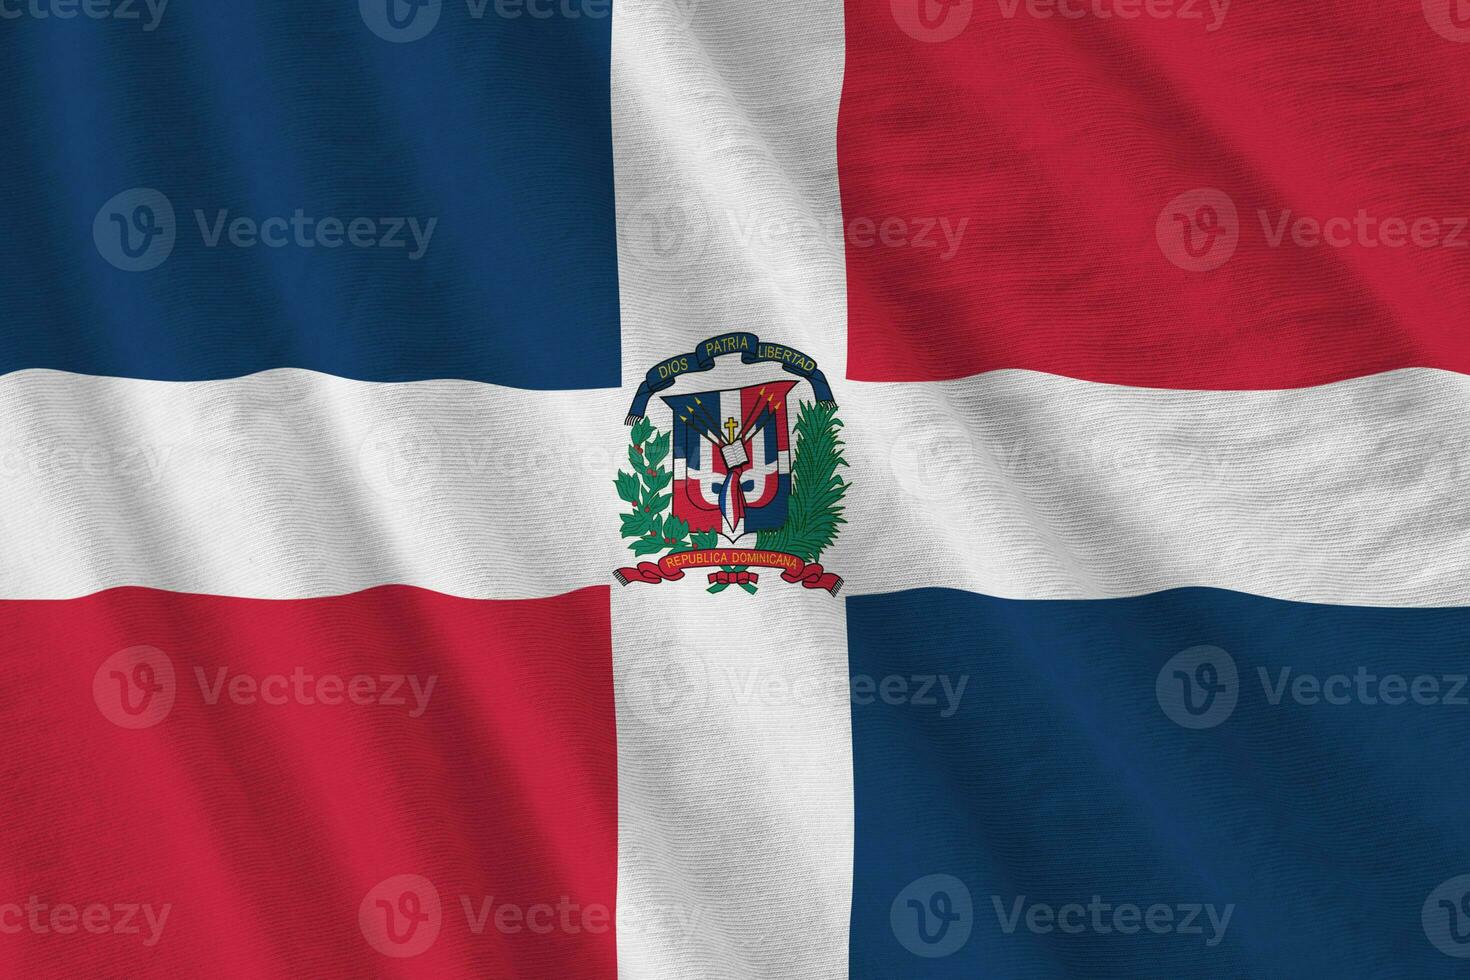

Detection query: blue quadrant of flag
(0, 3), (618, 388)
(848, 587), (1470, 978)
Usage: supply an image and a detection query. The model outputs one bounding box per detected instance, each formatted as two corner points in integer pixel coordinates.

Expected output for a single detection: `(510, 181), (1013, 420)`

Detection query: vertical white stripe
(612, 590), (853, 980)
(610, 0), (853, 975)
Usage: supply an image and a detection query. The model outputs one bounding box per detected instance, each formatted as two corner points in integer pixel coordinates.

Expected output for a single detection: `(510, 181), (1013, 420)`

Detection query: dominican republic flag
(661, 381), (795, 539)
(5, 2), (1470, 979)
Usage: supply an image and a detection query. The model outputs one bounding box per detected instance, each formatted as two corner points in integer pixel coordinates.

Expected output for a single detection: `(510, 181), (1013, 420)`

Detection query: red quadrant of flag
(0, 586), (616, 979)
(841, 1), (1470, 388)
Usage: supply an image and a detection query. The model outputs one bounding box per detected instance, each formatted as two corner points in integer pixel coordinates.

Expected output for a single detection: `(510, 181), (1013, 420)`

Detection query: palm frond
(756, 401), (850, 562)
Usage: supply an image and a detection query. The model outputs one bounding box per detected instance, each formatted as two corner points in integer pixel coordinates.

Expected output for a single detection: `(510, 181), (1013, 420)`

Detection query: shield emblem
(661, 381), (796, 539)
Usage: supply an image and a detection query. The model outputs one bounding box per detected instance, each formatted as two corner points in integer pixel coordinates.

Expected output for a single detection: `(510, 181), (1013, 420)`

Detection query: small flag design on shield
(661, 380), (796, 540)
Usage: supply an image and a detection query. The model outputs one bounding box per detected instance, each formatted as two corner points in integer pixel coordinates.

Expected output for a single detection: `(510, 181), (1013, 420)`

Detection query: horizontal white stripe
(0, 368), (628, 601)
(832, 367), (1470, 608)
(6, 365), (1459, 604)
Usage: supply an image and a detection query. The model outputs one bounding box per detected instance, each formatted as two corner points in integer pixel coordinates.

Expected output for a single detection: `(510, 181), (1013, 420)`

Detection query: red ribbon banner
(708, 570), (758, 586)
(615, 549), (842, 595)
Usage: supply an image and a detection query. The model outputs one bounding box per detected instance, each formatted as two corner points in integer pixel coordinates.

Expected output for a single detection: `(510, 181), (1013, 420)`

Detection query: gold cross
(724, 416), (739, 443)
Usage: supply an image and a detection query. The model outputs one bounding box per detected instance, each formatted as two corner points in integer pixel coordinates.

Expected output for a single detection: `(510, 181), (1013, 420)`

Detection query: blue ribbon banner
(625, 332), (836, 424)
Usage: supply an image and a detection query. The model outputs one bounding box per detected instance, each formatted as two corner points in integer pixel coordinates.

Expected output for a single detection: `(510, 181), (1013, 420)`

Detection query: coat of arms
(614, 333), (850, 594)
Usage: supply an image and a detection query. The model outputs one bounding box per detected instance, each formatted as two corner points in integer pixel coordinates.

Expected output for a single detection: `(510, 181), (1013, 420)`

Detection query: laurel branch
(616, 417), (719, 559)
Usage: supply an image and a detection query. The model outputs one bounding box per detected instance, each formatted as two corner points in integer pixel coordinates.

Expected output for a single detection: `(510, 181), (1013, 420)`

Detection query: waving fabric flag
(2, 1), (1469, 978)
